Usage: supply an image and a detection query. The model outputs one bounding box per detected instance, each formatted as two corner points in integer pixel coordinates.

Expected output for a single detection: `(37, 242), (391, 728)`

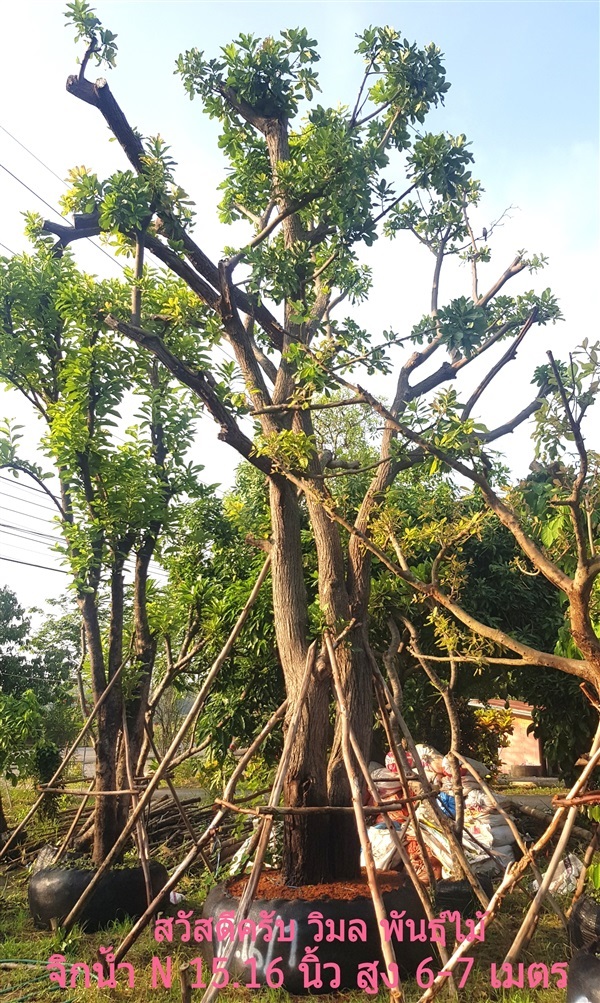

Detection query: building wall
(499, 713), (541, 773)
(470, 698), (542, 774)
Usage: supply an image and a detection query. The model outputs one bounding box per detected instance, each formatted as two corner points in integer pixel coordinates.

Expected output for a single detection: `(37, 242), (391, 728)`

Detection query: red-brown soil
(227, 869), (404, 901)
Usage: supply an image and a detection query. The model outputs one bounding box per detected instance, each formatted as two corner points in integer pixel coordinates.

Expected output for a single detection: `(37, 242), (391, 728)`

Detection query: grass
(0, 784), (577, 1002)
(499, 786), (567, 798)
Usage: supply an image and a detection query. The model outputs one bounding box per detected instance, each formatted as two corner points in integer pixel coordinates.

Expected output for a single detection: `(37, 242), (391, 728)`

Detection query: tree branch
(279, 466), (592, 681)
(0, 463), (65, 517)
(477, 254), (527, 307)
(547, 350), (589, 567)
(462, 308), (538, 421)
(65, 74), (289, 353)
(104, 315), (272, 474)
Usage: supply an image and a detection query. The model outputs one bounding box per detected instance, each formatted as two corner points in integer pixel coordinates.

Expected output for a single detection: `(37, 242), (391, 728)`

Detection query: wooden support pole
(179, 962), (192, 1003)
(568, 821), (600, 918)
(373, 672), (438, 891)
(455, 752), (567, 932)
(371, 655), (489, 910)
(340, 666), (457, 997)
(213, 797), (437, 816)
(415, 865), (516, 1003)
(325, 633), (404, 1003)
(122, 707), (154, 908)
(53, 781), (94, 865)
(145, 725), (213, 874)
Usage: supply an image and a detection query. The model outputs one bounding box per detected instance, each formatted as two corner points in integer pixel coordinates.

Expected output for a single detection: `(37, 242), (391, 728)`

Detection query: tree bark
(269, 475), (332, 884)
(296, 472), (374, 879)
(79, 560), (126, 865)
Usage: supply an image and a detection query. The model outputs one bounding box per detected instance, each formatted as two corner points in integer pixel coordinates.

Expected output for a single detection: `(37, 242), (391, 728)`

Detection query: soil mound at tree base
(228, 868), (403, 901)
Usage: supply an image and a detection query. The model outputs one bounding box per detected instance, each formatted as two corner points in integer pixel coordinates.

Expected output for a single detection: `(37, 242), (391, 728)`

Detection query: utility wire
(0, 522), (59, 543)
(0, 473), (58, 495)
(0, 503), (58, 524)
(0, 160), (125, 272)
(0, 239), (15, 256)
(0, 555), (68, 574)
(0, 123), (67, 187)
(0, 160), (71, 222)
(0, 521), (169, 581)
(0, 524), (169, 578)
(0, 491), (58, 515)
(0, 537), (62, 559)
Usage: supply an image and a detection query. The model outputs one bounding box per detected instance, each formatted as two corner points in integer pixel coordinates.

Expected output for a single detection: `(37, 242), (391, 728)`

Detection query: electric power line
(0, 522), (60, 543)
(0, 539), (61, 561)
(0, 473), (54, 495)
(0, 555), (68, 573)
(0, 239), (14, 256)
(0, 123), (68, 187)
(0, 159), (125, 272)
(0, 491), (58, 516)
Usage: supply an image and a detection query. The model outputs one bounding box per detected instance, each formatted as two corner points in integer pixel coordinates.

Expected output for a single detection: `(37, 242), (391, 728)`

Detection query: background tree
(0, 689), (42, 838)
(0, 232), (206, 862)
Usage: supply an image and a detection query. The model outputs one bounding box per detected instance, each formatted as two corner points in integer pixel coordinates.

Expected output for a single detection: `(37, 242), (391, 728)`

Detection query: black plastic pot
(569, 893), (600, 951)
(28, 861), (169, 931)
(567, 947), (600, 1003)
(201, 876), (435, 994)
(434, 877), (494, 919)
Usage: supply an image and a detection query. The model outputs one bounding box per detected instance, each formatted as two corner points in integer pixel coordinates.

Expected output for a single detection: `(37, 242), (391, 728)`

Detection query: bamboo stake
(568, 821), (600, 917)
(371, 656), (489, 909)
(504, 724), (600, 964)
(198, 643), (318, 1003)
(325, 633), (404, 1003)
(339, 675), (457, 996)
(369, 653), (491, 914)
(454, 752), (567, 932)
(52, 781), (94, 865)
(213, 798), (437, 816)
(179, 962), (192, 1003)
(122, 707), (154, 908)
(61, 556), (272, 930)
(111, 699), (287, 964)
(36, 787), (136, 796)
(373, 673), (438, 891)
(0, 657), (128, 860)
(416, 864), (516, 1003)
(145, 725), (213, 874)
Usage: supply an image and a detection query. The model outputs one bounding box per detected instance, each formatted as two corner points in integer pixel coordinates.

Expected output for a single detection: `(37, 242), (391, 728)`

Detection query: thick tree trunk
(79, 561), (126, 866)
(117, 540), (158, 829)
(269, 475), (332, 884)
(305, 491), (374, 880)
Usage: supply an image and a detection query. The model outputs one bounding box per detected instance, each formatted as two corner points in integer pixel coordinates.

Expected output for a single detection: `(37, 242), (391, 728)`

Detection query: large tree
(48, 5), (597, 885)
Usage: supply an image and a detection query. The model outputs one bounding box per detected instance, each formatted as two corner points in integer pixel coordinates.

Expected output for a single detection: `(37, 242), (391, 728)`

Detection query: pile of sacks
(362, 762), (442, 883)
(364, 745), (516, 879)
(413, 744), (516, 875)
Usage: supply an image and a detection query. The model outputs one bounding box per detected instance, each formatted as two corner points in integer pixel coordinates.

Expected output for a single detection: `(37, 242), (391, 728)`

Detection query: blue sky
(0, 1), (598, 607)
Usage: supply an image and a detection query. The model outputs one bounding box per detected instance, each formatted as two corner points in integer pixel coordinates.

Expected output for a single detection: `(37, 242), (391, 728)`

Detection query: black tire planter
(28, 861), (169, 931)
(569, 893), (600, 951)
(200, 876), (435, 994)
